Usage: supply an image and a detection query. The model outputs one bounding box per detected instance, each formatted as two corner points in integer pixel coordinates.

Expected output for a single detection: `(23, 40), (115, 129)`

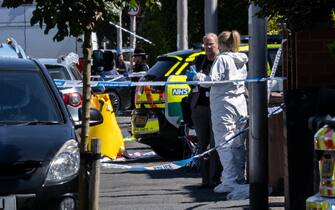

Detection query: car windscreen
(0, 70), (63, 123)
(45, 64), (71, 80)
(145, 60), (177, 81)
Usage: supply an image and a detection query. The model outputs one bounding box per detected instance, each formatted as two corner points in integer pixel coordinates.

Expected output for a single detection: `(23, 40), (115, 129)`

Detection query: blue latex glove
(123, 72), (129, 80)
(186, 66), (197, 81)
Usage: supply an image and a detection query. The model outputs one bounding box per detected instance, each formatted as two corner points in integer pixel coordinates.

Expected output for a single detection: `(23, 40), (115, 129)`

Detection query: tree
(138, 0), (249, 65)
(267, 15), (282, 35)
(1, 0), (159, 209)
(251, 0), (335, 31)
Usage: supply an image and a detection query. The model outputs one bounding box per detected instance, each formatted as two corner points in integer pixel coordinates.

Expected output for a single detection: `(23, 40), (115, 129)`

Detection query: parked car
(38, 55), (83, 123)
(131, 41), (283, 159)
(0, 57), (102, 210)
(92, 49), (132, 113)
(0, 37), (27, 59)
(39, 55), (126, 159)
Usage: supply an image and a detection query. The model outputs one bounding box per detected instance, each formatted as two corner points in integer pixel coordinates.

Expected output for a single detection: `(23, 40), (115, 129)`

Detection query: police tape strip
(101, 157), (194, 171)
(101, 128), (249, 171)
(54, 76), (286, 88)
(109, 21), (154, 45)
(100, 104), (283, 171)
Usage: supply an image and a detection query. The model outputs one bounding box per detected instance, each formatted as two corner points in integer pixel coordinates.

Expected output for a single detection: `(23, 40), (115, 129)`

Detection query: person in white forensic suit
(192, 30), (249, 196)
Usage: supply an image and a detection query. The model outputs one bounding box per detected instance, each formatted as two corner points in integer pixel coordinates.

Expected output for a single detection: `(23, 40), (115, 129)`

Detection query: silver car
(38, 57), (83, 123)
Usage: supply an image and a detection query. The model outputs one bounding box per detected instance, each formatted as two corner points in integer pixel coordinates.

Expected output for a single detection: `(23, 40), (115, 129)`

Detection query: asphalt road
(98, 112), (285, 210)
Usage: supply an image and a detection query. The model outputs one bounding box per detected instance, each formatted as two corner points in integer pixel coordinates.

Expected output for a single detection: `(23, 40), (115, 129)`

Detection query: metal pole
(130, 15), (136, 68)
(130, 15), (136, 49)
(204, 0), (218, 34)
(248, 2), (268, 210)
(177, 0), (188, 50)
(117, 10), (123, 50)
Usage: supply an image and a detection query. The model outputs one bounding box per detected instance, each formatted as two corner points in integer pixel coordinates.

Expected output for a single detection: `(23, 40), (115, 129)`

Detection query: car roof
(38, 58), (64, 65)
(0, 57), (38, 71)
(239, 43), (280, 52)
(0, 38), (27, 59)
(158, 49), (203, 60)
(157, 43), (281, 60)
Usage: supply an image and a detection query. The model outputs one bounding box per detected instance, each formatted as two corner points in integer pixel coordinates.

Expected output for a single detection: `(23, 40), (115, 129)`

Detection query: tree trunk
(78, 29), (92, 210)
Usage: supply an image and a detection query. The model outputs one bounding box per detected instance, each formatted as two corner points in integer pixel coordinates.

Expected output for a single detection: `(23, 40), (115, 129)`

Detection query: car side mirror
(76, 108), (103, 129)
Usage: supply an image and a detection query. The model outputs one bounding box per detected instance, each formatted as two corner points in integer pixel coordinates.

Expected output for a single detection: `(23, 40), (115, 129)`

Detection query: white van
(0, 4), (83, 58)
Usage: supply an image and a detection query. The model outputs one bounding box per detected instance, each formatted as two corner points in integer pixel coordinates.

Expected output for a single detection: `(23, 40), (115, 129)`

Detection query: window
(146, 60), (178, 81)
(0, 70), (62, 122)
(45, 65), (71, 80)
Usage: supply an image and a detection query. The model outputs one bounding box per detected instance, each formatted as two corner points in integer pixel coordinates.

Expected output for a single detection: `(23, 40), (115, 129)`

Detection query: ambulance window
(146, 60), (177, 80)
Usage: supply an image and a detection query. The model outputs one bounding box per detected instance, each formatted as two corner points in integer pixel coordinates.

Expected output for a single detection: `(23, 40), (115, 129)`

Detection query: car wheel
(108, 92), (121, 113)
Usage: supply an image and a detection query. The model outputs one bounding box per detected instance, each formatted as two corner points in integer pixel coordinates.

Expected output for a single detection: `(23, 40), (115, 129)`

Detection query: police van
(131, 39), (282, 159)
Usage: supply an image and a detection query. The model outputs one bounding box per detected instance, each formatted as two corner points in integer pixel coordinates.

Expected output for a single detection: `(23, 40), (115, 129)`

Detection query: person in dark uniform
(132, 48), (149, 73)
(129, 48), (149, 108)
(186, 33), (222, 188)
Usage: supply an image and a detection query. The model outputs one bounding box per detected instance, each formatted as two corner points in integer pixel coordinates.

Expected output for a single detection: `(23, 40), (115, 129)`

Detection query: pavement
(99, 127), (285, 210)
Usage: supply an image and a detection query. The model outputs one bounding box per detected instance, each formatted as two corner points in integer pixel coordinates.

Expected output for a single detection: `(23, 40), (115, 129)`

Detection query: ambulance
(131, 49), (204, 159)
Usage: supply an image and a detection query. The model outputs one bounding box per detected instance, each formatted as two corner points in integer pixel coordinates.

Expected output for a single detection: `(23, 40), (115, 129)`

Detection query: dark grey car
(0, 57), (102, 210)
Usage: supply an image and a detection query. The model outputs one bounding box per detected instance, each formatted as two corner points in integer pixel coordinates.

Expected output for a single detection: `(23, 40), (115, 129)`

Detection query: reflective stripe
(166, 55), (183, 61)
(144, 86), (157, 108)
(175, 62), (189, 75)
(320, 186), (335, 197)
(315, 127), (335, 150)
(267, 44), (281, 48)
(239, 44), (280, 52)
(239, 45), (249, 52)
(143, 104), (164, 108)
(132, 118), (160, 135)
(164, 61), (181, 77)
(185, 51), (205, 62)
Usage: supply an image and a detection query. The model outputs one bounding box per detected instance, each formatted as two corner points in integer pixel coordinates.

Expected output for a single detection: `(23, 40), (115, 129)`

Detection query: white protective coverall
(195, 51), (248, 196)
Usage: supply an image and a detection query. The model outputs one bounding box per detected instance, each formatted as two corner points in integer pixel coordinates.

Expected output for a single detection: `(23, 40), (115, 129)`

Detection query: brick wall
(293, 29), (335, 89)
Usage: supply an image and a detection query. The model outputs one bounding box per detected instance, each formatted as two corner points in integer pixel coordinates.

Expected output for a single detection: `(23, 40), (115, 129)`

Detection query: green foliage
(1, 0), (158, 41)
(218, 0), (249, 35)
(251, 0), (335, 31)
(137, 0), (177, 64)
(267, 15), (282, 35)
(139, 0), (249, 65)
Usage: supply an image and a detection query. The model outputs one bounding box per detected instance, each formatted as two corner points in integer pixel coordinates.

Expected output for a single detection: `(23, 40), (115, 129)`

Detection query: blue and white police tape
(100, 104), (284, 171)
(101, 128), (249, 171)
(101, 157), (194, 171)
(54, 76), (287, 88)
